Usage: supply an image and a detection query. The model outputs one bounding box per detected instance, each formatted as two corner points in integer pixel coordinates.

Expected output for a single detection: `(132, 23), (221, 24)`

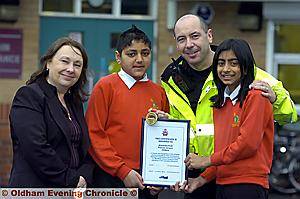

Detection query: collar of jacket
(161, 56), (185, 83)
(36, 77), (57, 97)
(161, 44), (218, 82)
(36, 77), (74, 103)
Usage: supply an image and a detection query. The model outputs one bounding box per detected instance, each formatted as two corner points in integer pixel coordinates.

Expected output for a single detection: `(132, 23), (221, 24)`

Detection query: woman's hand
(73, 176), (87, 199)
(76, 176), (87, 188)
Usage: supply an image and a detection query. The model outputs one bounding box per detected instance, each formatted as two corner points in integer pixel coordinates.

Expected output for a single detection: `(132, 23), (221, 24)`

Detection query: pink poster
(0, 29), (22, 78)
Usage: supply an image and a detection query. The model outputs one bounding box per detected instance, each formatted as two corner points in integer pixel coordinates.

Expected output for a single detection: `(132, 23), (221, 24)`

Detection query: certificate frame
(140, 119), (190, 187)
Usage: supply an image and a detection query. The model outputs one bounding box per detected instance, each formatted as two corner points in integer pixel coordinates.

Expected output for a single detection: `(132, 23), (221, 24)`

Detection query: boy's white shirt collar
(118, 69), (148, 89)
(222, 84), (241, 106)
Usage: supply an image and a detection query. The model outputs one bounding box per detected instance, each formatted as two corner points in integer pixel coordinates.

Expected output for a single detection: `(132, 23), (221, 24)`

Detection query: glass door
(273, 23), (300, 114)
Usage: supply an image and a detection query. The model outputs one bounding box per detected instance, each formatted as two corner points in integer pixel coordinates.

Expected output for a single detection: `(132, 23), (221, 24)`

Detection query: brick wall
(0, 103), (11, 186)
(157, 0), (178, 83)
(0, 0), (39, 186)
(0, 0), (39, 104)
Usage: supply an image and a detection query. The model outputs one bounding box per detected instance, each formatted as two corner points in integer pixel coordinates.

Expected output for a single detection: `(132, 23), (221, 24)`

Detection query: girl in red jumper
(184, 39), (274, 199)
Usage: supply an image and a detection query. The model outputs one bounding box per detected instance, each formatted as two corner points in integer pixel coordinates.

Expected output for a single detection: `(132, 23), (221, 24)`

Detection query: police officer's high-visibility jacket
(161, 57), (297, 156)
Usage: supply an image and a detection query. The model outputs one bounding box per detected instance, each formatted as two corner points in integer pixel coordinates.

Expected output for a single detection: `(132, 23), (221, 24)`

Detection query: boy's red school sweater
(86, 74), (169, 180)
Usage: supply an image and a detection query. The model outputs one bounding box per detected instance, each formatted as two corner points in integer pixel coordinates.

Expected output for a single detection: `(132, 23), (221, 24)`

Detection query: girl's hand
(184, 153), (211, 170)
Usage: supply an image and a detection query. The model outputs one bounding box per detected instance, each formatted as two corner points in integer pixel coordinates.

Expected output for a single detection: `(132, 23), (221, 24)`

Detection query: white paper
(141, 119), (189, 186)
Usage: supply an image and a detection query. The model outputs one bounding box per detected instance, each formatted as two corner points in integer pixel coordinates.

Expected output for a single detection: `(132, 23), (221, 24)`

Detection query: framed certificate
(140, 119), (190, 187)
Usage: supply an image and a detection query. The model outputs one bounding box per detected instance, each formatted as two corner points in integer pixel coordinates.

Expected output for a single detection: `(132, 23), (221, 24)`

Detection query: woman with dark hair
(9, 37), (94, 187)
(183, 39), (274, 199)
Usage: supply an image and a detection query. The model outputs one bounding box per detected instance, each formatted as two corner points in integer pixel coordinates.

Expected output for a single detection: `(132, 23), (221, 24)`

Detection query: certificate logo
(162, 129), (168, 136)
(159, 175), (168, 179)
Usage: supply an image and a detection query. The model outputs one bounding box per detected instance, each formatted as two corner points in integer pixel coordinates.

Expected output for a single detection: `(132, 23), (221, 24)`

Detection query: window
(275, 24), (300, 53)
(278, 64), (300, 104)
(42, 0), (73, 12)
(81, 0), (112, 14)
(121, 0), (149, 15)
(40, 0), (155, 19)
(273, 23), (300, 112)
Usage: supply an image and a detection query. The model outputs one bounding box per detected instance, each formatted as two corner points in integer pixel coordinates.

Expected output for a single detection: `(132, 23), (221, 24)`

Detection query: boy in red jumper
(182, 39), (274, 199)
(85, 25), (169, 198)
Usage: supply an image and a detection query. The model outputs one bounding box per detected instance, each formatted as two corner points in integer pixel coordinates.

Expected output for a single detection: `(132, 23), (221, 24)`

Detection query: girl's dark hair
(211, 38), (255, 108)
(116, 25), (151, 54)
(27, 37), (89, 102)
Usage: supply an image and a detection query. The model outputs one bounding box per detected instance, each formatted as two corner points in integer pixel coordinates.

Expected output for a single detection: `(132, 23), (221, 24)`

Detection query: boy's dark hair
(116, 25), (151, 54)
(211, 38), (255, 108)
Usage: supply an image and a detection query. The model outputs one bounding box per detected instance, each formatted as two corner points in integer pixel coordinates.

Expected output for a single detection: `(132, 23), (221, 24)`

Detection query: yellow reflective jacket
(161, 58), (297, 156)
